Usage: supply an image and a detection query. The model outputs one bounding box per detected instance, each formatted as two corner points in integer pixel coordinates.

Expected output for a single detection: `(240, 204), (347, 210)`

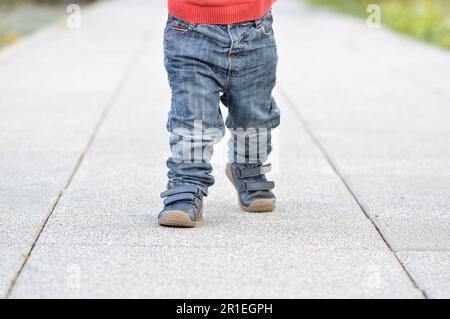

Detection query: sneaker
(225, 163), (276, 212)
(158, 185), (206, 227)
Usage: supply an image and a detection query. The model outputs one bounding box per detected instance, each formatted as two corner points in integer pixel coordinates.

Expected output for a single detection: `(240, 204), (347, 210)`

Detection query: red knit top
(168, 0), (276, 25)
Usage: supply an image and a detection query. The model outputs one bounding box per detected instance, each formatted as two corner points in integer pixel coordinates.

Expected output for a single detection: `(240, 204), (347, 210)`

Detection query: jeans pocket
(257, 11), (274, 37)
(165, 16), (192, 34)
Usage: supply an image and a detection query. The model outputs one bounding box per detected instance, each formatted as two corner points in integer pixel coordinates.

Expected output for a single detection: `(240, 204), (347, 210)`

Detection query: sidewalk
(1, 0), (449, 298)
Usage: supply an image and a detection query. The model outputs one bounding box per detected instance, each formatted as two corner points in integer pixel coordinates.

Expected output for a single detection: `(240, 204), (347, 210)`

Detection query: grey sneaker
(158, 185), (206, 227)
(226, 163), (276, 212)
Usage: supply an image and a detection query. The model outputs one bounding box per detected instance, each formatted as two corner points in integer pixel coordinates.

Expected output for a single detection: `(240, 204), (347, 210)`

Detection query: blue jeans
(163, 10), (280, 192)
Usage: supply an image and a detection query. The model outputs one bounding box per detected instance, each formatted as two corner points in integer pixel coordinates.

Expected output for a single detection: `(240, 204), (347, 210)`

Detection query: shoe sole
(225, 164), (276, 213)
(159, 210), (202, 228)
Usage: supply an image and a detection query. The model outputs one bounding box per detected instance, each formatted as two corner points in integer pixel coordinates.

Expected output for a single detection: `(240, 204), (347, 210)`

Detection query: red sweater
(168, 0), (276, 25)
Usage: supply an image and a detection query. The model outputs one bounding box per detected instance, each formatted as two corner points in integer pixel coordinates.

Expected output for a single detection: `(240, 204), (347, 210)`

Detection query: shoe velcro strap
(237, 164), (272, 179)
(160, 185), (206, 198)
(244, 181), (275, 191)
(163, 193), (197, 206)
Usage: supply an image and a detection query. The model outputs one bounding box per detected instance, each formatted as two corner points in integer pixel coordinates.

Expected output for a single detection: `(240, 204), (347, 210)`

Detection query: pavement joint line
(277, 85), (429, 299)
(3, 32), (151, 299)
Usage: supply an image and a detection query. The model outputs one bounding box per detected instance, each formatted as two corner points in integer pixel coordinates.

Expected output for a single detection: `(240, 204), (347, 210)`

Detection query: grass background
(305, 0), (450, 49)
(0, 0), (95, 46)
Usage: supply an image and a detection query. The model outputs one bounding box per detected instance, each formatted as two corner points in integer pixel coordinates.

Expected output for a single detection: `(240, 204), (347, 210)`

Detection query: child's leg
(163, 17), (226, 194)
(160, 17), (229, 226)
(222, 11), (280, 212)
(223, 12), (279, 163)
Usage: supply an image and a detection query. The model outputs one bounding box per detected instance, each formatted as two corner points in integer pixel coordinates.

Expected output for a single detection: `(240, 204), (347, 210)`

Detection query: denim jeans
(163, 10), (280, 192)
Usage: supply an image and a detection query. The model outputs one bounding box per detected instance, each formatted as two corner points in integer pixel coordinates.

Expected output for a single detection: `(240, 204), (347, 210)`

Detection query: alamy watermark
(66, 264), (81, 289)
(169, 120), (279, 170)
(367, 4), (381, 29)
(66, 4), (82, 29)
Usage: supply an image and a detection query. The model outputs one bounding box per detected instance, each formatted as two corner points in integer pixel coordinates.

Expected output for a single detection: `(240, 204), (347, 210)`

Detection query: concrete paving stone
(34, 204), (386, 250)
(350, 194), (450, 220)
(10, 245), (423, 299)
(345, 177), (450, 212)
(342, 174), (450, 202)
(333, 173), (450, 250)
(0, 215), (45, 244)
(335, 158), (450, 177)
(348, 28), (450, 96)
(0, 245), (29, 298)
(314, 130), (450, 159)
(281, 100), (450, 132)
(375, 217), (450, 251)
(398, 251), (450, 299)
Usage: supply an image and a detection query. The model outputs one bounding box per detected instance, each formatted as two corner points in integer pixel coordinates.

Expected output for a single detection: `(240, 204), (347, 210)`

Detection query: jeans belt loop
(254, 17), (262, 29)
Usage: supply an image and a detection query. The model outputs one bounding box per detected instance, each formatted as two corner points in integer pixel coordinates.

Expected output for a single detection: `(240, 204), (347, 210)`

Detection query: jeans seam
(225, 25), (234, 92)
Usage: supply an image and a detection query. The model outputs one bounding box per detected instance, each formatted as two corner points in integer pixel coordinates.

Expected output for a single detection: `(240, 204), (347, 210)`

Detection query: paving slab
(399, 251), (450, 299)
(0, 245), (29, 295)
(276, 0), (450, 297)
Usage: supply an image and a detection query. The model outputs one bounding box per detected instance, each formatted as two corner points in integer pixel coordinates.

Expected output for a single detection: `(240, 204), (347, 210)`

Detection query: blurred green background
(306, 0), (450, 49)
(1, 0), (449, 49)
(0, 0), (95, 46)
